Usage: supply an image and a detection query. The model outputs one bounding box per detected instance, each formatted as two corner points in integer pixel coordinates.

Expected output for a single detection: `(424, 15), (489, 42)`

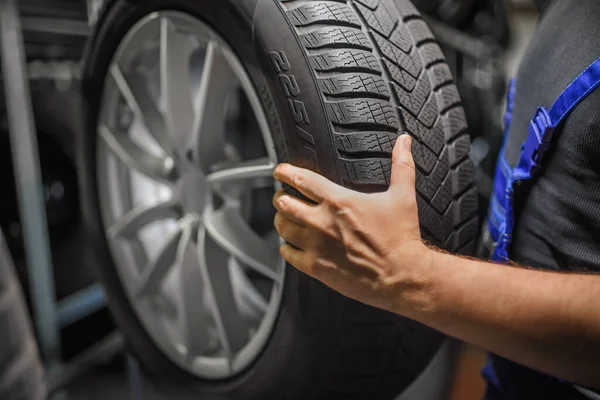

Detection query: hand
(273, 134), (434, 315)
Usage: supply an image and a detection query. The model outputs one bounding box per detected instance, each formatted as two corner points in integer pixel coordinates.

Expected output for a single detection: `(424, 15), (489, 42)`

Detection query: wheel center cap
(178, 170), (209, 216)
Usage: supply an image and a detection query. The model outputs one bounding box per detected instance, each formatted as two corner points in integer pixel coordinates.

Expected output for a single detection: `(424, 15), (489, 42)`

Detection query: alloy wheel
(96, 11), (285, 379)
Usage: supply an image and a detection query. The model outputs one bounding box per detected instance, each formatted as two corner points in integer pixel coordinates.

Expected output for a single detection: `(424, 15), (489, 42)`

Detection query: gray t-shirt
(487, 0), (600, 398)
(508, 0), (600, 272)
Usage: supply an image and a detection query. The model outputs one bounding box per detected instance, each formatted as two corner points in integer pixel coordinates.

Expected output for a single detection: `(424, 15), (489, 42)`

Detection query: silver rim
(96, 11), (285, 379)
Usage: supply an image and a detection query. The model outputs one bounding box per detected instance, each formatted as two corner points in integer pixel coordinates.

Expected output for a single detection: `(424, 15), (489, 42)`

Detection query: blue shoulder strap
(550, 57), (600, 123)
(485, 56), (600, 397)
(491, 56), (600, 261)
(517, 56), (600, 179)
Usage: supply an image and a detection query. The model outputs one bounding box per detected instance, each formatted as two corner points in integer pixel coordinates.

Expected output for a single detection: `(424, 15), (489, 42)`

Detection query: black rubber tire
(0, 230), (46, 400)
(79, 0), (477, 399)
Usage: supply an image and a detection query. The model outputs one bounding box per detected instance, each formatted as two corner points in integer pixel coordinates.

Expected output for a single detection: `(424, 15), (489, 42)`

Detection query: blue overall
(482, 57), (600, 399)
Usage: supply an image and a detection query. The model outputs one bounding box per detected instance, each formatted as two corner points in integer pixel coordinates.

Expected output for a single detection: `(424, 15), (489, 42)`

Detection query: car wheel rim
(95, 11), (285, 380)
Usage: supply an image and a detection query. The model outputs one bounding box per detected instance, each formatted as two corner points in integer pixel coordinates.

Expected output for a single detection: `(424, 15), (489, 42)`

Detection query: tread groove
(291, 20), (362, 29)
(332, 120), (398, 133)
(337, 148), (392, 160)
(324, 91), (389, 101)
(305, 42), (371, 52)
(427, 58), (447, 69)
(402, 14), (423, 23)
(277, 0), (477, 397)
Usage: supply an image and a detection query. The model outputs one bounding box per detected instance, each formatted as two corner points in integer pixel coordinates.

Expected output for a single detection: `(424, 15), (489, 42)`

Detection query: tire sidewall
(79, 0), (350, 398)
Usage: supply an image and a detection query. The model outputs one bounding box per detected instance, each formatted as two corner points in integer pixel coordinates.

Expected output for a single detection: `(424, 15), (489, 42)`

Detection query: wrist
(385, 242), (440, 319)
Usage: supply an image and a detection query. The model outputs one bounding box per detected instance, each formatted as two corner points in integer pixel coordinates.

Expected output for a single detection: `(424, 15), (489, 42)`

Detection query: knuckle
(307, 254), (320, 273)
(323, 224), (341, 241)
(331, 197), (357, 220)
(399, 156), (416, 171)
(293, 172), (305, 188)
(310, 256), (333, 278)
(328, 193), (349, 210)
(332, 190), (361, 210)
(312, 256), (326, 271)
(344, 211), (361, 230)
(329, 194), (345, 209)
(277, 164), (290, 176)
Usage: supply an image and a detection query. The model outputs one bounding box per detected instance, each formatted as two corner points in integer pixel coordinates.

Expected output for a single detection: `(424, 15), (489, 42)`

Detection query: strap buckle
(521, 107), (555, 170)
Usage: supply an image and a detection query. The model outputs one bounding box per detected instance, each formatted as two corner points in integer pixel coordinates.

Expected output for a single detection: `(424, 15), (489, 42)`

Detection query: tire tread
(283, 0), (478, 398)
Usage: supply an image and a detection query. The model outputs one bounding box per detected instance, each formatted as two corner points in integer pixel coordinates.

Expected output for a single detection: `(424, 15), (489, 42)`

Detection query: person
(271, 0), (600, 399)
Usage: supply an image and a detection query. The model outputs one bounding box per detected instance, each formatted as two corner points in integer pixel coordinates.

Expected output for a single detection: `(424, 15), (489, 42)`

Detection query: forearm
(271, 141), (600, 388)
(394, 249), (600, 389)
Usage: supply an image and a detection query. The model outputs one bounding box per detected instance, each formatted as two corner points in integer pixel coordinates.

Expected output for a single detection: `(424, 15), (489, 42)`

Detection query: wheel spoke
(176, 223), (214, 358)
(136, 225), (184, 297)
(109, 64), (172, 154)
(204, 206), (280, 282)
(108, 201), (181, 239)
(229, 258), (268, 321)
(99, 124), (176, 183)
(192, 41), (236, 171)
(206, 157), (274, 186)
(160, 17), (197, 155)
(197, 227), (250, 361)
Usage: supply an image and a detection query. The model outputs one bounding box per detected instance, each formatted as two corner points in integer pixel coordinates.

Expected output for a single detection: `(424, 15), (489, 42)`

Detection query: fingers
(280, 243), (313, 277)
(273, 164), (346, 203)
(273, 189), (317, 227)
(274, 212), (309, 250)
(389, 134), (416, 193)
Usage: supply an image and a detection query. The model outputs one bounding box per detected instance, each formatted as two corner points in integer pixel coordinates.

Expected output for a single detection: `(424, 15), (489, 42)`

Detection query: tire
(0, 230), (46, 400)
(79, 0), (477, 399)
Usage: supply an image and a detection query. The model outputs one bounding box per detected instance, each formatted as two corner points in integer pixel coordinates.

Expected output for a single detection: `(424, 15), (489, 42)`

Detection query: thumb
(389, 134), (416, 191)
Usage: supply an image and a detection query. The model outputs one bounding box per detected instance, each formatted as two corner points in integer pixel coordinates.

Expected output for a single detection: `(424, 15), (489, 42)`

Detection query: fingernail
(402, 135), (412, 153)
